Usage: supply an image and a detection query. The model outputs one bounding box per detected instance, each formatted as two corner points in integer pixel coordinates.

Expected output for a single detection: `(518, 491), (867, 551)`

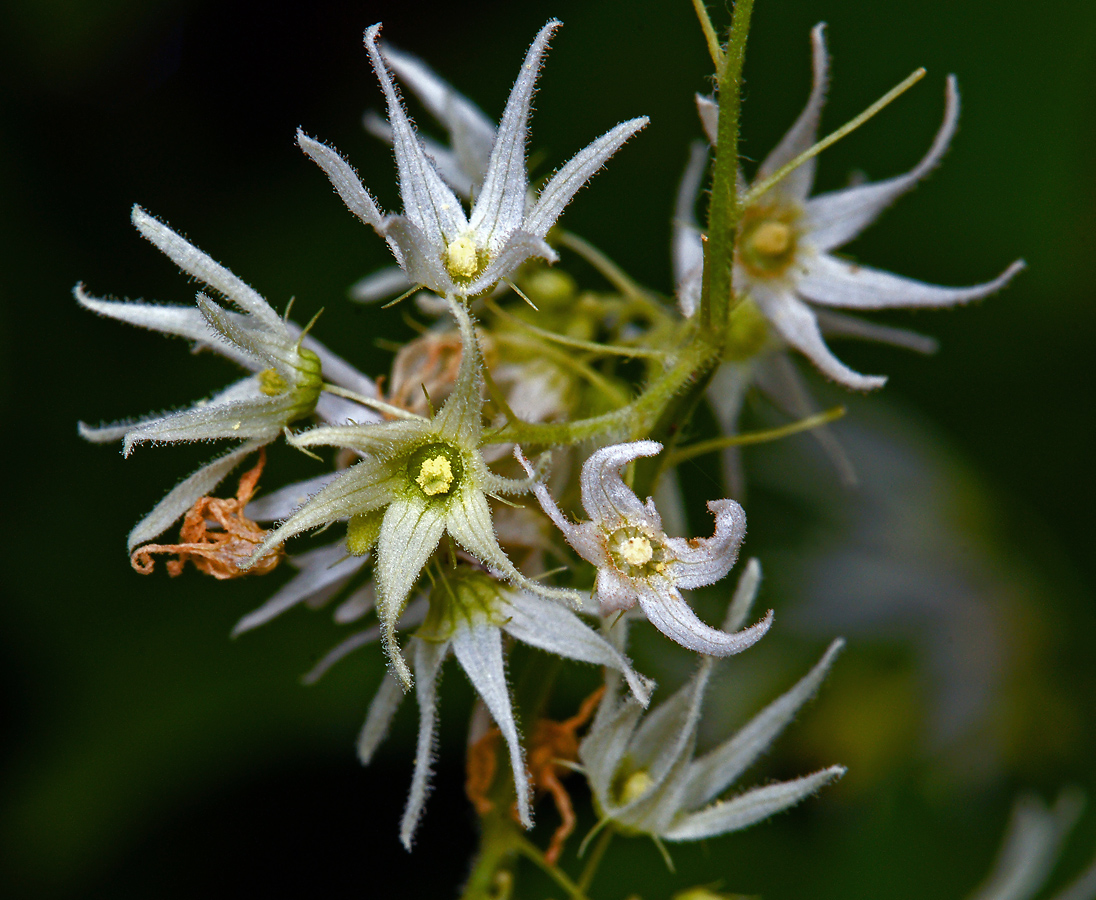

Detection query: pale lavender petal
(232, 542), (363, 636)
(297, 332), (380, 400)
(595, 567), (638, 614)
(664, 498), (746, 589)
(452, 621), (531, 828)
(579, 697), (644, 813)
(469, 20), (559, 246)
(297, 130), (385, 231)
(126, 439), (264, 550)
(382, 215), (453, 295)
(314, 393), (383, 427)
(524, 117), (649, 238)
(365, 24), (467, 247)
(663, 766), (845, 841)
(515, 448), (606, 565)
(804, 76), (959, 252)
(723, 557), (762, 633)
(401, 638), (449, 849)
(672, 141), (708, 318)
(246, 472), (339, 522)
(798, 254), (1025, 310)
(755, 23), (829, 203)
(502, 591), (654, 705)
(466, 229), (557, 296)
(681, 638), (843, 809)
(334, 583), (377, 624)
(349, 265), (413, 303)
(755, 288), (886, 390)
(132, 206), (283, 331)
(696, 94), (718, 146)
(579, 441), (663, 531)
(357, 673), (405, 765)
(814, 308), (939, 354)
(302, 627), (380, 685)
(637, 583), (773, 657)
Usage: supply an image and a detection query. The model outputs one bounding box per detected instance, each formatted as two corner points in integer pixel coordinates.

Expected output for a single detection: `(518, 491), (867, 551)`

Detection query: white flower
(244, 296), (578, 688)
(349, 569), (654, 849)
(518, 441), (772, 656)
(580, 561), (845, 844)
(678, 24), (1023, 390)
(297, 19), (647, 299)
(77, 205), (379, 550)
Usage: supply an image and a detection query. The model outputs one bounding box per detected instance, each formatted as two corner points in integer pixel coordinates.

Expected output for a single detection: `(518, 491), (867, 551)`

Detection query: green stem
(699, 0), (754, 340)
(666, 405), (846, 465)
(461, 814), (519, 900)
(577, 826), (615, 895)
(513, 836), (592, 900)
(743, 67), (926, 206)
(690, 0), (725, 71)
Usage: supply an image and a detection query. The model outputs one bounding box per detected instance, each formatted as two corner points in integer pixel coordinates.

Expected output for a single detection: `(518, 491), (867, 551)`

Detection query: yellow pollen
(619, 535), (654, 567)
(258, 367), (288, 396)
(620, 770), (654, 805)
(750, 221), (793, 256)
(416, 454), (454, 497)
(445, 235), (481, 281)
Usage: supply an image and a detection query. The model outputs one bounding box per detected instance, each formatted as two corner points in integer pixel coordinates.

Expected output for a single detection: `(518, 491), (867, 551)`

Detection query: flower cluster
(77, 8), (1045, 896)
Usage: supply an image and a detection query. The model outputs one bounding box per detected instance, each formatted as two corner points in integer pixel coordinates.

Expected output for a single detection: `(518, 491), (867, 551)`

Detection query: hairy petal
(663, 766), (846, 841)
(524, 117), (649, 238)
(804, 76), (959, 252)
(673, 141), (709, 317)
(400, 639), (449, 849)
(665, 498), (747, 589)
(357, 673), (406, 765)
(579, 441), (664, 531)
(798, 254), (1025, 310)
(297, 130), (386, 231)
(637, 584), (773, 657)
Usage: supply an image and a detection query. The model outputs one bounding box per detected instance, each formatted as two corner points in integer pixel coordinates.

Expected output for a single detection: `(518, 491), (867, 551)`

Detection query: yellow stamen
(416, 454), (455, 496)
(619, 770), (654, 805)
(445, 235), (481, 281)
(619, 535), (654, 567)
(750, 221), (793, 256)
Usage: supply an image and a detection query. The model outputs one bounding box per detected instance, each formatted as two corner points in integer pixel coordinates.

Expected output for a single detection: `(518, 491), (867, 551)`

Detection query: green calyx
(346, 508), (385, 557)
(417, 569), (508, 642)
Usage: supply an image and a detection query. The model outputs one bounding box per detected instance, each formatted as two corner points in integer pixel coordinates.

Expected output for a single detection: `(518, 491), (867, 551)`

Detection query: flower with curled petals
(518, 441), (772, 656)
(679, 24), (1023, 390)
(297, 19), (647, 299)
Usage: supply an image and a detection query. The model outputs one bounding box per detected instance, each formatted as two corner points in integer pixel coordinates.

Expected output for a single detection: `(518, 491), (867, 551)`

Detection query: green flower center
(738, 206), (800, 278)
(408, 442), (465, 499)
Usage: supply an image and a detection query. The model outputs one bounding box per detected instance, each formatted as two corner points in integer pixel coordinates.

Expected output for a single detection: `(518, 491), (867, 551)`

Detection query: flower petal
(380, 44), (496, 186)
(723, 557), (762, 633)
(797, 253), (1025, 310)
(400, 638), (449, 849)
(365, 24), (468, 247)
(662, 765), (845, 841)
(813, 308), (939, 354)
(673, 141), (709, 317)
(232, 541), (364, 636)
(246, 472), (339, 522)
(468, 20), (559, 247)
(636, 583), (773, 657)
(524, 116), (649, 239)
(755, 23), (829, 203)
(803, 76), (959, 252)
(579, 696), (644, 813)
(595, 567), (639, 615)
(121, 395), (291, 455)
(132, 206), (283, 332)
(126, 439), (264, 550)
(349, 265), (413, 303)
(696, 94), (718, 146)
(665, 498), (747, 589)
(516, 447), (607, 566)
(297, 129), (386, 232)
(502, 591), (654, 705)
(466, 229), (557, 296)
(382, 214), (454, 296)
(305, 596), (429, 684)
(452, 620), (532, 828)
(754, 287), (887, 390)
(681, 638), (844, 809)
(376, 495), (447, 687)
(579, 441), (664, 531)
(357, 673), (405, 765)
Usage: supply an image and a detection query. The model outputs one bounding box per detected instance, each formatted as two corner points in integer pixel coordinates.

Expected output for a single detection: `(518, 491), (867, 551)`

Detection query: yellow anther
(258, 367), (288, 396)
(416, 454), (455, 496)
(445, 235), (481, 281)
(619, 770), (654, 805)
(619, 535), (654, 567)
(750, 221), (793, 257)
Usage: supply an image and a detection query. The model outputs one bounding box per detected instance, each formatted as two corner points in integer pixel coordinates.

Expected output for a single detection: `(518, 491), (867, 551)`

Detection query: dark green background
(1, 0), (1094, 897)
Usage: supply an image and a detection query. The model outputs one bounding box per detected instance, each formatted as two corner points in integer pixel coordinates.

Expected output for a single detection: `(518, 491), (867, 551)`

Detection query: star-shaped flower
(519, 441), (772, 656)
(351, 569), (654, 849)
(297, 19), (647, 299)
(78, 205), (379, 550)
(579, 560), (845, 846)
(245, 296), (577, 687)
(678, 24), (1023, 390)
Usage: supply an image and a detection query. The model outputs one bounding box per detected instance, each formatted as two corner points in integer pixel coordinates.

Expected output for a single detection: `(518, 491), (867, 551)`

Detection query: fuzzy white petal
(672, 142), (708, 317)
(665, 498), (747, 589)
(357, 673), (406, 765)
(297, 130), (386, 231)
(349, 266), (414, 303)
(637, 584), (773, 657)
(579, 440), (664, 531)
(400, 638), (449, 849)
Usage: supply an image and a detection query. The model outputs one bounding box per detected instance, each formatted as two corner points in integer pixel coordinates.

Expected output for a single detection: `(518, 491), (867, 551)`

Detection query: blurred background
(1, 0), (1094, 897)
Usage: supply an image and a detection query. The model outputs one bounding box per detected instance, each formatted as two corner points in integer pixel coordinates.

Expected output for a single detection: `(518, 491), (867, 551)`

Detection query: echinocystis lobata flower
(243, 296), (578, 688)
(678, 24), (1024, 390)
(351, 569), (654, 850)
(518, 441), (773, 655)
(579, 560), (845, 846)
(78, 205), (379, 551)
(297, 19), (647, 299)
